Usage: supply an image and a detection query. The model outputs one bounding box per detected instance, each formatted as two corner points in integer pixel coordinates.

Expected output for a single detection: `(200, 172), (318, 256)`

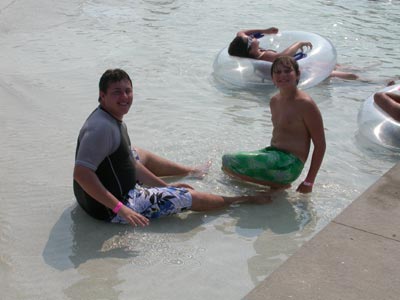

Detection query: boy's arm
(296, 101), (326, 193)
(73, 165), (149, 227)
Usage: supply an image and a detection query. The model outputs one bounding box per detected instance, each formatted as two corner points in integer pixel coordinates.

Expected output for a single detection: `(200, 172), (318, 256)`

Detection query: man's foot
(188, 160), (212, 178)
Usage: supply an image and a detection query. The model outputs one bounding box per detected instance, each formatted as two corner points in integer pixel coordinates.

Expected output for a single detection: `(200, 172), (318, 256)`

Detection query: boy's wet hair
(98, 69), (132, 102)
(228, 36), (249, 58)
(270, 56), (300, 84)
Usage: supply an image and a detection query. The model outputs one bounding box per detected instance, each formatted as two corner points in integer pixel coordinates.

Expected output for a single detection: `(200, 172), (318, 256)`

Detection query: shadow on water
(222, 186), (316, 286)
(210, 173), (316, 235)
(42, 203), (205, 271)
(233, 191), (312, 236)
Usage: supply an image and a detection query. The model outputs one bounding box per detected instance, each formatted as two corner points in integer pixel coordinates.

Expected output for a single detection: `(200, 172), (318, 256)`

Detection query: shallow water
(1, 0), (400, 299)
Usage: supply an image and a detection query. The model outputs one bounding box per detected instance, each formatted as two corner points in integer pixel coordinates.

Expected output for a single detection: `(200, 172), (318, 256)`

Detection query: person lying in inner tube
(228, 27), (359, 81)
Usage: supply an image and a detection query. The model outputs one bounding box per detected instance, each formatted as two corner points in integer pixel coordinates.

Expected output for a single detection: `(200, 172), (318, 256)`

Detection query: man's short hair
(98, 69), (132, 102)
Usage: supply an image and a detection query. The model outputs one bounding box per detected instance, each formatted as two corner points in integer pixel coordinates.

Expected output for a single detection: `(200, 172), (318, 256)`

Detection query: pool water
(1, 0), (400, 299)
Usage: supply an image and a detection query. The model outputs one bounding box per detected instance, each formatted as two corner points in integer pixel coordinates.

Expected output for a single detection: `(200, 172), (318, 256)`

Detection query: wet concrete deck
(245, 162), (400, 300)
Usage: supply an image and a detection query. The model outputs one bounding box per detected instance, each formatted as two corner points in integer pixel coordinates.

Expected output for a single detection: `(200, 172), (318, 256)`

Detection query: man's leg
(135, 147), (210, 178)
(112, 186), (272, 223)
(189, 189), (272, 212)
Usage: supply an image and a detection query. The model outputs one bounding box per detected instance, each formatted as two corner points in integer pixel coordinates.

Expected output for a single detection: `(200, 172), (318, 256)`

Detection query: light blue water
(1, 0), (400, 299)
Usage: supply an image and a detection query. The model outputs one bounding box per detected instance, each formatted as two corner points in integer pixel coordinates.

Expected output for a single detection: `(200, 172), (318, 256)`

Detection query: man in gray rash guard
(73, 68), (271, 227)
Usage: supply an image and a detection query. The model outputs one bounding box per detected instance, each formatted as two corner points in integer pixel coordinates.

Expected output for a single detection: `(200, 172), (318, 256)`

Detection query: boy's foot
(246, 192), (273, 204)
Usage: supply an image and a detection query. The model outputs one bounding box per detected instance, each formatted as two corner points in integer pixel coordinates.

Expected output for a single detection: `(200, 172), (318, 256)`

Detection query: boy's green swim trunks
(222, 146), (304, 185)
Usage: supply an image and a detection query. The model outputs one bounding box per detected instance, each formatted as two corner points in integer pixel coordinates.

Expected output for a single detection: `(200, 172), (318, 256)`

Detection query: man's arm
(73, 165), (149, 227)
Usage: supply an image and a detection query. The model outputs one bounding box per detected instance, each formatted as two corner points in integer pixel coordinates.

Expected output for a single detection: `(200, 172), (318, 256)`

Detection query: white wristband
(303, 181), (314, 187)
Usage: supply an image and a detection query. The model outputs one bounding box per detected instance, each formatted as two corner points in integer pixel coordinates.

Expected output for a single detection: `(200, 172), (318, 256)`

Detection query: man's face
(99, 79), (133, 120)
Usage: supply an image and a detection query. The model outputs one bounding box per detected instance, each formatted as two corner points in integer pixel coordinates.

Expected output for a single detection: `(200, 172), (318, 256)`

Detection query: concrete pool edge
(244, 162), (400, 300)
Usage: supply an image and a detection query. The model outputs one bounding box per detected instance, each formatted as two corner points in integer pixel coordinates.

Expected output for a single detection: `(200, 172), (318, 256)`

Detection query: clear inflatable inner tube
(213, 31), (337, 90)
(357, 84), (400, 150)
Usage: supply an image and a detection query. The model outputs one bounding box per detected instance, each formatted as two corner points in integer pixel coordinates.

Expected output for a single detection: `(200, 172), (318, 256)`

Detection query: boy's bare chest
(272, 105), (302, 128)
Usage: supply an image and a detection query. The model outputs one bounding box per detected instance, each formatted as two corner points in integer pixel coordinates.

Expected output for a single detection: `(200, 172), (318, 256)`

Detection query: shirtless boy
(223, 56), (326, 193)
